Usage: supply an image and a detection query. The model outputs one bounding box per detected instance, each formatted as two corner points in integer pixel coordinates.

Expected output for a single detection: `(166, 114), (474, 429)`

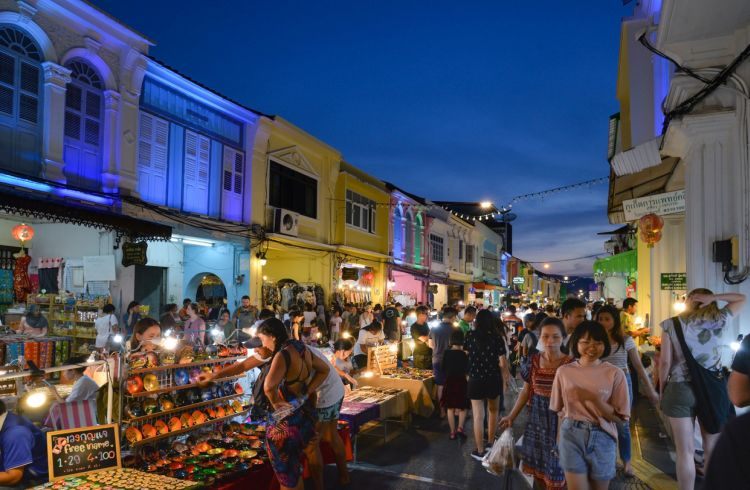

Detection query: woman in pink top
(550, 321), (630, 490)
(183, 302), (206, 345)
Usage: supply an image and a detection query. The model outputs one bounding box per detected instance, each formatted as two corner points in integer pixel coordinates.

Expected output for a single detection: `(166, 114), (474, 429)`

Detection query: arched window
(0, 26), (42, 175)
(404, 211), (414, 264)
(64, 59), (103, 189)
(393, 206), (403, 261)
(414, 214), (423, 266)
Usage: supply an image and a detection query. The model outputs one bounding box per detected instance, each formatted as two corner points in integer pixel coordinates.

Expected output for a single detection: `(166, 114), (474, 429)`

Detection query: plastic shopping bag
(483, 428), (516, 476)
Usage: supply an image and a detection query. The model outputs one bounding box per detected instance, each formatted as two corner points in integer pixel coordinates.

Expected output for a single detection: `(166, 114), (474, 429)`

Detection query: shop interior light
(255, 252), (267, 266)
(171, 235), (214, 247)
(162, 336), (179, 351)
(112, 333), (123, 344)
(362, 371), (374, 378)
(210, 327), (221, 337)
(348, 263), (367, 269)
(673, 301), (686, 313)
(452, 321), (459, 328)
(25, 391), (47, 409)
(389, 344), (398, 353)
(543, 263), (550, 269)
(341, 332), (351, 339)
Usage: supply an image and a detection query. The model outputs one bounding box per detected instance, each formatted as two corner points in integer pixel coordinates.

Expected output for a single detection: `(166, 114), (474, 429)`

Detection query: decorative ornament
(11, 223), (34, 246)
(639, 213), (664, 248)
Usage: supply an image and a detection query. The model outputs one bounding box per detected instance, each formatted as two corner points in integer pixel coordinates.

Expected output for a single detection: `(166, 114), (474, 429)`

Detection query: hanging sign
(47, 424), (121, 481)
(512, 277), (525, 284)
(623, 190), (686, 221)
(121, 242), (148, 267)
(660, 273), (687, 291)
(341, 267), (359, 281)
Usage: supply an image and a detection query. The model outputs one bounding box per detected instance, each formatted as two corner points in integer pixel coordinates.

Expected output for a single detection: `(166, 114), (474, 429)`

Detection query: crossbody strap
(671, 316), (695, 364)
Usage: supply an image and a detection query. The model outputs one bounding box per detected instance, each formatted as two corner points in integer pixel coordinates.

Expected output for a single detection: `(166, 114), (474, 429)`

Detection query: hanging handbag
(671, 317), (734, 434)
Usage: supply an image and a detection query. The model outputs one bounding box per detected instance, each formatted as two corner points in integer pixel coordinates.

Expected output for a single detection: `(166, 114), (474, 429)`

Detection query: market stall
(357, 368), (436, 418)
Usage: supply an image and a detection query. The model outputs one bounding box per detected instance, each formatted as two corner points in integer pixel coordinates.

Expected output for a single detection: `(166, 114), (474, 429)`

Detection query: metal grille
(64, 112), (80, 139)
(18, 93), (37, 123)
(0, 86), (11, 115)
(0, 52), (13, 85)
(19, 62), (38, 94)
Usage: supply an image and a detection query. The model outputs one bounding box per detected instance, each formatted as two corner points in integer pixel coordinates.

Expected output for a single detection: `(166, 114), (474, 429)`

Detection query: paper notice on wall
(83, 255), (116, 282)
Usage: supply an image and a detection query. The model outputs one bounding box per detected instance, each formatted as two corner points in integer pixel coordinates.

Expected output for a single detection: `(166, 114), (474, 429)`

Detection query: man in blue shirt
(0, 399), (48, 488)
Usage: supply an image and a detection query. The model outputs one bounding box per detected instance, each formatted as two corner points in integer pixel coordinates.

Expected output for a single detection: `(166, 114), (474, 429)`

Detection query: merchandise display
(28, 294), (110, 354)
(382, 367), (434, 380)
(29, 468), (199, 489)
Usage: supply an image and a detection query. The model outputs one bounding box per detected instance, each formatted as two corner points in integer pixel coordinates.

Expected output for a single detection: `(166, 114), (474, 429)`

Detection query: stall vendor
(55, 356), (99, 403)
(0, 399), (48, 488)
(18, 305), (47, 337)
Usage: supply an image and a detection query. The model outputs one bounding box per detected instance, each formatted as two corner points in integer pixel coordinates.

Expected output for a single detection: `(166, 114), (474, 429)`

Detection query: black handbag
(671, 317), (735, 434)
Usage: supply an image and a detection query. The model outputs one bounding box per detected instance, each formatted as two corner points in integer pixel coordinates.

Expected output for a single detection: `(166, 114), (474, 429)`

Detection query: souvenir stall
(262, 279), (324, 313)
(27, 294), (111, 355)
(332, 264), (375, 308)
(386, 267), (426, 307)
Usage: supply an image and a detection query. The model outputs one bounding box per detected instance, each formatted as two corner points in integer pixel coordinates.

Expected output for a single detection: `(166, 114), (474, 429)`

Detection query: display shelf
(128, 355), (247, 375)
(130, 407), (251, 448)
(124, 393), (244, 423)
(127, 374), (245, 398)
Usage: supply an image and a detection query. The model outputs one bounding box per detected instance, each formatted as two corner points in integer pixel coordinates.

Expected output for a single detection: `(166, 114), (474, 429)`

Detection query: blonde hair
(682, 288), (722, 322)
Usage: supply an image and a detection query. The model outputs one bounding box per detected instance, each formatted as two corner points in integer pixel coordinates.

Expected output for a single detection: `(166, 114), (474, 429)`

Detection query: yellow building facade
(331, 162), (391, 306)
(248, 116), (341, 310)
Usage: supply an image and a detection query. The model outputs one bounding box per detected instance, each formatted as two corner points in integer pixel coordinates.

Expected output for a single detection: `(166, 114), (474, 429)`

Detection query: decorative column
(41, 61), (70, 183)
(101, 89), (121, 193)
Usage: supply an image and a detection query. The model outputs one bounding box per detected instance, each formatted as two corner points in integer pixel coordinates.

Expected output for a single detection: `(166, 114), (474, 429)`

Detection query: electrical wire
(521, 253), (603, 264)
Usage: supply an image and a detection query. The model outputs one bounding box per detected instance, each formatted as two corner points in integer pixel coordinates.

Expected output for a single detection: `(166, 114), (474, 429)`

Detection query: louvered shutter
(183, 130), (209, 214)
(137, 112), (168, 204)
(64, 76), (102, 188)
(221, 146), (244, 222)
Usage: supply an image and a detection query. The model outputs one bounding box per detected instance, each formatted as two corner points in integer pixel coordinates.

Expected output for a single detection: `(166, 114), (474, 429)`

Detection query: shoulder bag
(671, 317), (734, 434)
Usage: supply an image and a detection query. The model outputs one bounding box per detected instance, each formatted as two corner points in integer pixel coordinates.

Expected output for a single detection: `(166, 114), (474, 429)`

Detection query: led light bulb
(26, 391), (47, 409)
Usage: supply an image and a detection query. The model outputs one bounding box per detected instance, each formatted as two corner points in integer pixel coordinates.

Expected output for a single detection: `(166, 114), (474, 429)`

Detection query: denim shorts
(559, 418), (617, 481)
(433, 362), (446, 385)
(317, 398), (343, 422)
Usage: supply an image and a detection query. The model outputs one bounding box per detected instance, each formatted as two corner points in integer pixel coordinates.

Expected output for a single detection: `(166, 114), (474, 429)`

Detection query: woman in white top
(352, 320), (384, 369)
(658, 289), (745, 490)
(597, 304), (657, 478)
(303, 303), (317, 328)
(358, 305), (374, 330)
(94, 304), (118, 350)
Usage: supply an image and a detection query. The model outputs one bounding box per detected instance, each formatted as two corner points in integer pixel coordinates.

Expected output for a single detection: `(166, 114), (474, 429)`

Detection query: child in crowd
(329, 308), (343, 342)
(550, 321), (630, 490)
(442, 329), (469, 440)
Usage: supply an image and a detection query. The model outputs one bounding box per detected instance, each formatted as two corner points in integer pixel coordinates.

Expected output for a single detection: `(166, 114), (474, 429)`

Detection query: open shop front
(386, 266), (426, 307)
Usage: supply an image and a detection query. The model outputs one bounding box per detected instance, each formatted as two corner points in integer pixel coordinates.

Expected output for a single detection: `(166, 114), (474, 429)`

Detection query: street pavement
(309, 386), (682, 489)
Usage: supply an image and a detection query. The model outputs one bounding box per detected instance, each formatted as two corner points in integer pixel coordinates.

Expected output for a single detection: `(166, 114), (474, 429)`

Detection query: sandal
(449, 432), (457, 440)
(457, 428), (467, 440)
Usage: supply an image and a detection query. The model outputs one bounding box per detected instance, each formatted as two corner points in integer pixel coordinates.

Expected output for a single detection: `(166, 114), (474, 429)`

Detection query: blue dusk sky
(92, 0), (633, 277)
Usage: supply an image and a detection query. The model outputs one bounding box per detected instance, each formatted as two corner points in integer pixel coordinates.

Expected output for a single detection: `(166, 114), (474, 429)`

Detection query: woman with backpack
(658, 289), (745, 490)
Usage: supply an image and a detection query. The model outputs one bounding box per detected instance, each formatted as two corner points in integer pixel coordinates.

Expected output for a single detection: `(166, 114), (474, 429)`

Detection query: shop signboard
(47, 424), (121, 481)
(512, 277), (525, 285)
(660, 273), (687, 291)
(121, 242), (148, 267)
(341, 267), (359, 281)
(623, 189), (686, 221)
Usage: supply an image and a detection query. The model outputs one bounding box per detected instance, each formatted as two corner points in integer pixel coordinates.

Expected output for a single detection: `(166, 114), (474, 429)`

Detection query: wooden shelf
(130, 407), (251, 448)
(127, 374), (245, 398)
(124, 393), (244, 423)
(128, 355), (247, 375)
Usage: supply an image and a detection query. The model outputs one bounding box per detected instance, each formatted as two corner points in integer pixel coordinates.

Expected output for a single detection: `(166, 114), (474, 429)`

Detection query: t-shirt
(660, 307), (734, 381)
(94, 314), (118, 348)
(464, 331), (506, 380)
(67, 375), (99, 402)
(702, 411), (750, 488)
(602, 336), (637, 371)
(233, 307), (256, 330)
(353, 329), (384, 357)
(521, 330), (538, 355)
(549, 360), (630, 441)
(0, 412), (48, 480)
(620, 311), (636, 334)
(428, 322), (453, 365)
(410, 322), (432, 369)
(504, 315), (522, 334)
(442, 349), (468, 377)
(329, 317), (342, 333)
(309, 347), (345, 408)
(303, 311), (317, 328)
(731, 335), (750, 375)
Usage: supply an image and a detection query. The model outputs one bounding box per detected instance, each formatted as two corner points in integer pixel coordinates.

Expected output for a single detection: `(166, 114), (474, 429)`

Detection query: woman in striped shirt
(597, 305), (658, 478)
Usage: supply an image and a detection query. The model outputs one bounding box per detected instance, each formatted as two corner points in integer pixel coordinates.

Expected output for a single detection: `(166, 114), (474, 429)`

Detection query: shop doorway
(186, 273), (227, 315)
(134, 265), (167, 318)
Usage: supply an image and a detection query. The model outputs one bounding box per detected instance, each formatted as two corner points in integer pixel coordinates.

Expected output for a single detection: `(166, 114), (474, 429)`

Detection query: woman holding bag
(658, 289), (745, 490)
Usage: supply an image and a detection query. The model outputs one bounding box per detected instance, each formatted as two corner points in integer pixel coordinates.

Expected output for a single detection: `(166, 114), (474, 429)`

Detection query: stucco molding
(0, 9), (56, 61)
(60, 46), (118, 91)
(267, 145), (319, 178)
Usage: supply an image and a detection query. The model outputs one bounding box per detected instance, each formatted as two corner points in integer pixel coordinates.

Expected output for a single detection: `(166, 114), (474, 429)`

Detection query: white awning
(612, 137), (662, 176)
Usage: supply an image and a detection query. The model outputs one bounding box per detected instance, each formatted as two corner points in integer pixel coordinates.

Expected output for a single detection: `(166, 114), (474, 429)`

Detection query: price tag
(47, 424), (121, 481)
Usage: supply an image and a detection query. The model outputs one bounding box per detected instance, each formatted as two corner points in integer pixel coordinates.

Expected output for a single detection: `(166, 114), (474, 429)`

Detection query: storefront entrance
(134, 265), (167, 318)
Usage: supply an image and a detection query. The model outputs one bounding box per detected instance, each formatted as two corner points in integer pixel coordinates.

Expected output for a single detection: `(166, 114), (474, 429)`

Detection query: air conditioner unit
(273, 208), (300, 237)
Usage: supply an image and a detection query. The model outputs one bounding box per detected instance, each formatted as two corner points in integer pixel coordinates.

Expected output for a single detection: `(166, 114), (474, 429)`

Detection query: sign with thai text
(660, 273), (687, 291)
(512, 277), (525, 284)
(47, 424), (121, 481)
(623, 190), (685, 221)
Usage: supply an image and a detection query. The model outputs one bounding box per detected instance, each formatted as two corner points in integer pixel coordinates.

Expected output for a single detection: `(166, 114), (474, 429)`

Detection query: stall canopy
(0, 185), (172, 244)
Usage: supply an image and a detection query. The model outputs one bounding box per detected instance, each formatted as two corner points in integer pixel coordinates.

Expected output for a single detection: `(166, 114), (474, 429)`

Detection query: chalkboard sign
(341, 267), (359, 281)
(47, 424), (121, 481)
(122, 242), (148, 267)
(367, 344), (398, 374)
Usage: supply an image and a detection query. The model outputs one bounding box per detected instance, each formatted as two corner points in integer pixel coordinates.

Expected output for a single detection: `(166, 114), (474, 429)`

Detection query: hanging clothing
(13, 254), (32, 302)
(38, 257), (63, 294)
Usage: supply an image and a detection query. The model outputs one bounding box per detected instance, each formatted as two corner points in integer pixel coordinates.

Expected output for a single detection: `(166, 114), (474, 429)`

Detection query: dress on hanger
(13, 254), (32, 302)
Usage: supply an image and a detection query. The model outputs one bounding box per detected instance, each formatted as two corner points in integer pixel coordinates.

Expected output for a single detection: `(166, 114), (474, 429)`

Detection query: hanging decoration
(639, 213), (664, 248)
(11, 223), (34, 246)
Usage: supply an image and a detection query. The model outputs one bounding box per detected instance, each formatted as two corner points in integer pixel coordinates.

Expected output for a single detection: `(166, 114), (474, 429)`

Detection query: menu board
(47, 424), (121, 481)
(367, 344), (398, 374)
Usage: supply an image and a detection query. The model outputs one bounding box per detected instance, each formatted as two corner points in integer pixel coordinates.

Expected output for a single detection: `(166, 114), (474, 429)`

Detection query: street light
(480, 201), (493, 209)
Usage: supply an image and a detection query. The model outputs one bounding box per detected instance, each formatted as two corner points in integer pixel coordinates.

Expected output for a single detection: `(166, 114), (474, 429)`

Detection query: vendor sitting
(55, 356), (99, 403)
(18, 305), (47, 337)
(0, 399), (48, 488)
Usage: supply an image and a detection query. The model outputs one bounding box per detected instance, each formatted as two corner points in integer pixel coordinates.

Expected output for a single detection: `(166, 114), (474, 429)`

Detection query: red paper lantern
(11, 223), (34, 244)
(639, 213), (664, 248)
